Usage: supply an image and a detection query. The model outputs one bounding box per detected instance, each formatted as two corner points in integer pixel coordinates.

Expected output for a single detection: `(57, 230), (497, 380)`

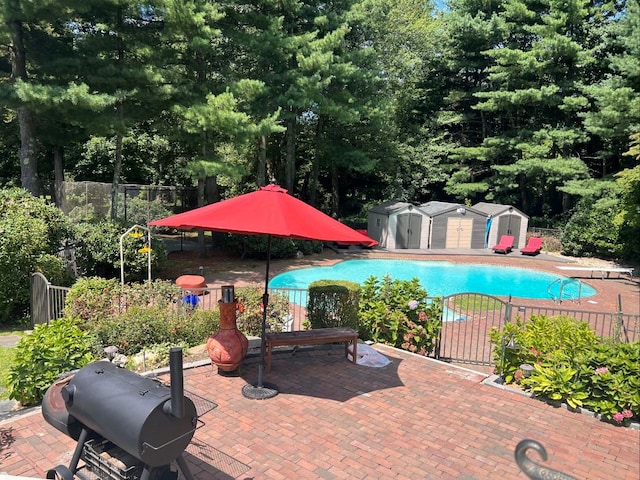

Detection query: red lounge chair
(492, 235), (514, 254)
(521, 237), (543, 256)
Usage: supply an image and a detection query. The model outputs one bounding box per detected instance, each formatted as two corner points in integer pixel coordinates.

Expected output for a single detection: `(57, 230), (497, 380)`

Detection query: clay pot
(207, 300), (248, 373)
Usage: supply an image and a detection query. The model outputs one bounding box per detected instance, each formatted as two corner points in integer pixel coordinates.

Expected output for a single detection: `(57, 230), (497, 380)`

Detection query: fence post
(503, 295), (513, 326)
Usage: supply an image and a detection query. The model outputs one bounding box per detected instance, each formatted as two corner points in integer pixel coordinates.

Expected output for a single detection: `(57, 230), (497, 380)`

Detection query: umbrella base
(242, 382), (279, 400)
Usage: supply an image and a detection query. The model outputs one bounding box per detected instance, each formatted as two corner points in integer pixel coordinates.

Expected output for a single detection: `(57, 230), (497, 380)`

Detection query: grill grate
(185, 390), (217, 418)
(82, 439), (143, 480)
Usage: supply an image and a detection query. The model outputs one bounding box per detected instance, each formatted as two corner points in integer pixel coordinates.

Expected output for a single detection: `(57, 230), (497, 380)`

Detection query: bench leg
(347, 339), (357, 365)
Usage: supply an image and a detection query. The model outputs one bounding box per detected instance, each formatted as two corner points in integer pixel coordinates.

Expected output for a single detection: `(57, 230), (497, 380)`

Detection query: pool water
(269, 259), (596, 300)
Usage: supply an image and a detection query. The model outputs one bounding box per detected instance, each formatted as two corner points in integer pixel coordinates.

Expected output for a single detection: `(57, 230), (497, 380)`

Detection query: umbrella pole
(242, 235), (279, 400)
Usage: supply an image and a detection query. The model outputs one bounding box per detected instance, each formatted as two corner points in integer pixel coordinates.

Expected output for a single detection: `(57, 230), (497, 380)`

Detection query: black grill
(42, 348), (200, 480)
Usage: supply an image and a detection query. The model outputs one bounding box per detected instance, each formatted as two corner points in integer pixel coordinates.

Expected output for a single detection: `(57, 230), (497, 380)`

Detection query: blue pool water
(269, 259), (597, 299)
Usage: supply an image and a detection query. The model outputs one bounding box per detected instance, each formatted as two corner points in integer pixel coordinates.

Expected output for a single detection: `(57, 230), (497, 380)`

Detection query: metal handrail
(547, 277), (583, 304)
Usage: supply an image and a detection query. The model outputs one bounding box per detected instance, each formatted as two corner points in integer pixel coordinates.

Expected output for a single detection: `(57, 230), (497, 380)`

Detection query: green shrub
(235, 286), (290, 336)
(0, 188), (73, 324)
(307, 280), (360, 330)
(73, 221), (167, 280)
(117, 192), (174, 226)
(64, 277), (184, 324)
(127, 342), (189, 372)
(63, 277), (122, 322)
(490, 316), (639, 425)
(90, 306), (219, 356)
(7, 318), (95, 406)
(358, 275), (442, 355)
(561, 197), (622, 259)
(490, 315), (600, 383)
(577, 342), (640, 423)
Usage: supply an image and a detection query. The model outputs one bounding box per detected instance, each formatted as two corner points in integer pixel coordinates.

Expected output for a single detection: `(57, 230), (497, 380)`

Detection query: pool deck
(1, 246), (638, 479)
(205, 246), (639, 317)
(1, 345), (639, 479)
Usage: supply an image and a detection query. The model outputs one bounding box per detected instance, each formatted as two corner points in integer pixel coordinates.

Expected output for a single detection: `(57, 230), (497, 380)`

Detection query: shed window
(376, 218), (381, 227)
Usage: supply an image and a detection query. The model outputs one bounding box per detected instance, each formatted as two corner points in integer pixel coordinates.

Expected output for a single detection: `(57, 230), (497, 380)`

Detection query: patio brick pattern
(1, 344), (638, 479)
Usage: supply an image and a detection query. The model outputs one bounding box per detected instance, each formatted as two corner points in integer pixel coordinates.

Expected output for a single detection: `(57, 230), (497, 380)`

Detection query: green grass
(0, 346), (17, 400)
(452, 294), (504, 312)
(0, 328), (24, 400)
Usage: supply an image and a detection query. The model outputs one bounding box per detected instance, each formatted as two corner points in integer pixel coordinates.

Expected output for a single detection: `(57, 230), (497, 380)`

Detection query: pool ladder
(548, 277), (583, 304)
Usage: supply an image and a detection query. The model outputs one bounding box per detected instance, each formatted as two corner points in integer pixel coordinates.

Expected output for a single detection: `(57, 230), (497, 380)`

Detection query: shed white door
(395, 213), (422, 249)
(445, 218), (473, 248)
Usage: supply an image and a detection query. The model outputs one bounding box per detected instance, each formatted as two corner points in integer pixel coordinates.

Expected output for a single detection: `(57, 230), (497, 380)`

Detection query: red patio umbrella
(148, 184), (377, 399)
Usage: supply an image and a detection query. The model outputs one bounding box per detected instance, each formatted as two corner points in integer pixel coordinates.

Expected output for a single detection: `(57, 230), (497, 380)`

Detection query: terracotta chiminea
(207, 285), (248, 374)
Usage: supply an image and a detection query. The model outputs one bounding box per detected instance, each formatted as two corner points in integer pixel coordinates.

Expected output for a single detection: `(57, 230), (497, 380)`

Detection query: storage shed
(472, 202), (529, 249)
(367, 200), (430, 249)
(418, 201), (488, 249)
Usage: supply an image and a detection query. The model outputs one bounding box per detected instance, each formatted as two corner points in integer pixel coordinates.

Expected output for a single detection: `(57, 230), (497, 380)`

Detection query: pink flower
(594, 367), (609, 375)
(418, 347), (426, 356)
(622, 409), (634, 419)
(418, 311), (427, 320)
(530, 348), (541, 357)
(612, 412), (625, 423)
(514, 370), (524, 381)
(408, 300), (419, 310)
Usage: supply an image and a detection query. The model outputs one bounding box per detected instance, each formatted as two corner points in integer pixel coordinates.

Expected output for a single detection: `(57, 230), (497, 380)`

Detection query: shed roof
(419, 200), (487, 217)
(473, 202), (529, 218)
(418, 201), (463, 216)
(370, 200), (414, 215)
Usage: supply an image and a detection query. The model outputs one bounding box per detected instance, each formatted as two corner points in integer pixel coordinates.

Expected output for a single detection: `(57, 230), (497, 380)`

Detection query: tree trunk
(111, 133), (123, 220)
(205, 175), (220, 204)
(17, 106), (39, 195)
(9, 18), (39, 195)
(197, 177), (207, 258)
(53, 146), (64, 207)
(257, 135), (267, 186)
(285, 110), (296, 192)
(309, 116), (323, 207)
(330, 163), (339, 217)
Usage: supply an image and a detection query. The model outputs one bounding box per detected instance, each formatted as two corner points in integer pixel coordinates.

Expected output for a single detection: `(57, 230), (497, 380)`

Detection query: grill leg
(176, 454), (195, 480)
(69, 428), (89, 473)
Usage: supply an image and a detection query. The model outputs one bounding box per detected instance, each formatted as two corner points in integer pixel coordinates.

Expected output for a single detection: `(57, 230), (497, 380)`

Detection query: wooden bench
(555, 266), (634, 279)
(264, 327), (358, 372)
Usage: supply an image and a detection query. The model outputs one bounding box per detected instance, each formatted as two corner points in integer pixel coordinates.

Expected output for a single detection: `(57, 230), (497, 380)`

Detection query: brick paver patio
(1, 344), (638, 479)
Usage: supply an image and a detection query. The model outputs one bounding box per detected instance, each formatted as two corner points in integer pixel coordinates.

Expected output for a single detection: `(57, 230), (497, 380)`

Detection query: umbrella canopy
(148, 184), (377, 247)
(148, 184), (376, 399)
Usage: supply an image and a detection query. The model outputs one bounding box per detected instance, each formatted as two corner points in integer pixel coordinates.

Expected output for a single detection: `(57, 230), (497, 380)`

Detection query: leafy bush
(490, 315), (600, 383)
(117, 191), (174, 226)
(358, 275), (442, 355)
(90, 305), (219, 356)
(63, 277), (122, 322)
(577, 342), (640, 423)
(235, 286), (290, 336)
(491, 316), (639, 425)
(7, 318), (95, 406)
(127, 342), (189, 372)
(307, 280), (360, 330)
(561, 197), (622, 259)
(0, 188), (73, 324)
(73, 221), (167, 280)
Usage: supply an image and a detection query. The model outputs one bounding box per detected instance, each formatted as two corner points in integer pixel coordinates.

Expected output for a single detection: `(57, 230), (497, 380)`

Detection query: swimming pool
(269, 259), (597, 300)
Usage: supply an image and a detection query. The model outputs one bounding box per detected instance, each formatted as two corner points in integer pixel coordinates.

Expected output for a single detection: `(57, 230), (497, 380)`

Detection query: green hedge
(307, 280), (361, 330)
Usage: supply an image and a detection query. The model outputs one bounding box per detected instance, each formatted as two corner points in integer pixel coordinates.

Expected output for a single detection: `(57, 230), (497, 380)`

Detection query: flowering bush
(490, 316), (639, 425)
(358, 275), (442, 355)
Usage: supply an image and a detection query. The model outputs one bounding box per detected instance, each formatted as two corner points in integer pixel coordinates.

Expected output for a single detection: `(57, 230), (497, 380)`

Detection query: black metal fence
(31, 278), (638, 367)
